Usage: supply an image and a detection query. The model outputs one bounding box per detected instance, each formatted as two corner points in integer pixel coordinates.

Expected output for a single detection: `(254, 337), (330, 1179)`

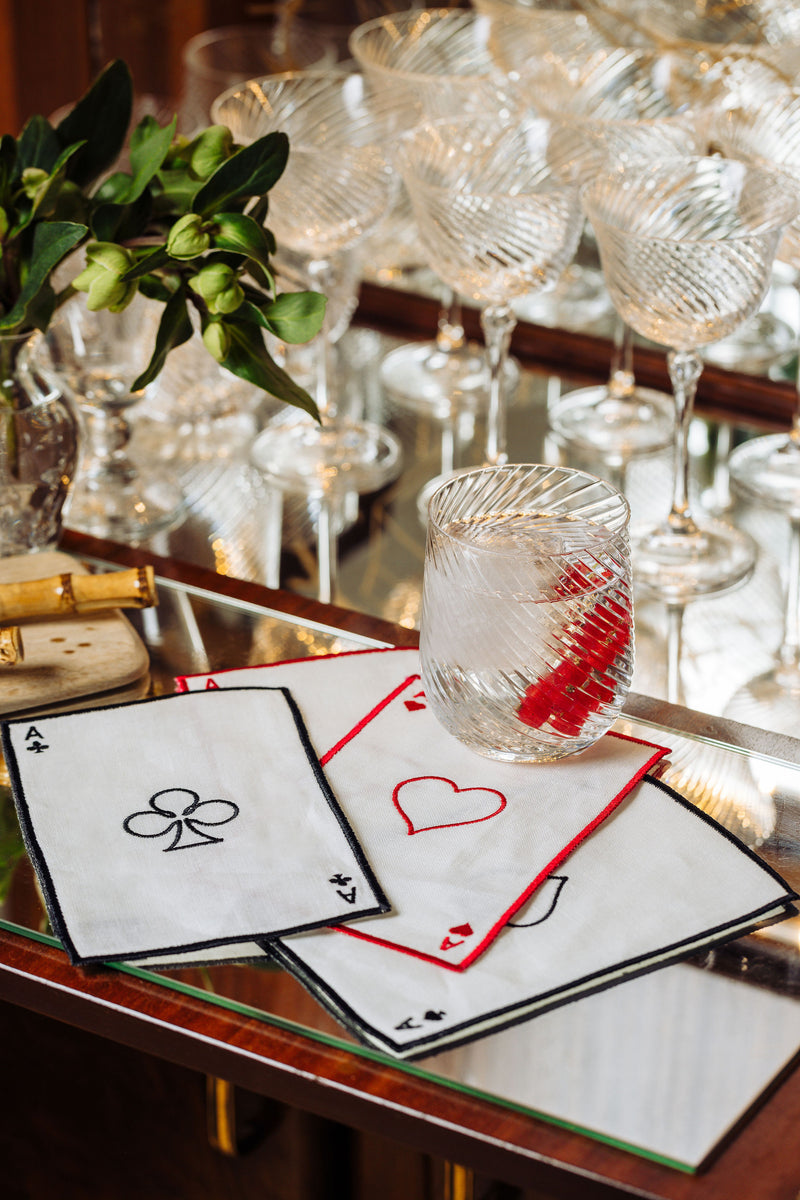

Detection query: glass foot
(729, 434), (800, 511)
(67, 470), (186, 541)
(703, 310), (795, 373)
(251, 414), (403, 496)
(380, 340), (519, 418)
(632, 519), (757, 603)
(549, 384), (674, 457)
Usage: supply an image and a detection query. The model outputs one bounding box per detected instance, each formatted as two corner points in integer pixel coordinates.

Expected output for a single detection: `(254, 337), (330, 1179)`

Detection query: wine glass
(348, 7), (521, 421)
(582, 155), (799, 603)
(398, 112), (584, 475)
(46, 294), (186, 542)
(212, 69), (403, 603)
(499, 42), (700, 466)
(179, 19), (338, 134)
(710, 86), (800, 726)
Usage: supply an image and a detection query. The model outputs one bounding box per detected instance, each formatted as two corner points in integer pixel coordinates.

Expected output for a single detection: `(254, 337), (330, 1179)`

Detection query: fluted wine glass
(531, 49), (701, 465)
(712, 86), (800, 725)
(583, 156), (799, 602)
(212, 69), (402, 603)
(398, 113), (584, 478)
(349, 7), (520, 420)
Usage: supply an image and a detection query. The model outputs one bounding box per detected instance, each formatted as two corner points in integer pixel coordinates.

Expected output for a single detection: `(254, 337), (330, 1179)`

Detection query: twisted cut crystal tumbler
(420, 464), (634, 762)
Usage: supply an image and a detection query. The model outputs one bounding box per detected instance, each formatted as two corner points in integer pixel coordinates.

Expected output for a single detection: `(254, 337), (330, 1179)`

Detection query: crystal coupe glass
(398, 113), (584, 471)
(212, 69), (403, 603)
(582, 156), (798, 603)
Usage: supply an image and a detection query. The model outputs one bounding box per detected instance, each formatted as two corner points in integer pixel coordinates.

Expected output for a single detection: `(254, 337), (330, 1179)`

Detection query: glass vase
(0, 332), (79, 556)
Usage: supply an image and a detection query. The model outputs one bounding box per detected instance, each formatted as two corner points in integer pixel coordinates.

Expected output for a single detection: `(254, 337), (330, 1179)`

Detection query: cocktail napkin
(178, 649), (666, 968)
(270, 776), (798, 1060)
(176, 647), (422, 753)
(1, 687), (388, 964)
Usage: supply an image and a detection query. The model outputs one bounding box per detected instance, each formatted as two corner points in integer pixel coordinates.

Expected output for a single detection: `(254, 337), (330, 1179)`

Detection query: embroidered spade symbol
(508, 875), (568, 927)
(393, 777), (507, 835)
(123, 787), (239, 851)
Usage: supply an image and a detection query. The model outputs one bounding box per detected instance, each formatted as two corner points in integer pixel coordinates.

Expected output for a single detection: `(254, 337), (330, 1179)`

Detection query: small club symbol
(123, 787), (239, 851)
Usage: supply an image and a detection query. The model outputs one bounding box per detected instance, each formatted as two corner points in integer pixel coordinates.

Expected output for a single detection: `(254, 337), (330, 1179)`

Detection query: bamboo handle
(0, 626), (22, 665)
(0, 566), (158, 621)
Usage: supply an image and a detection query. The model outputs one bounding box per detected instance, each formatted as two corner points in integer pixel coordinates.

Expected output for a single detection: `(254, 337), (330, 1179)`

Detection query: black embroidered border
(1, 686), (390, 966)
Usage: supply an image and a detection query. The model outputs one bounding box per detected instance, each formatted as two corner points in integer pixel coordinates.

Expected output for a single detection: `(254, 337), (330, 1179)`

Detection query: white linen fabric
(270, 776), (797, 1059)
(178, 648), (666, 968)
(1, 687), (388, 964)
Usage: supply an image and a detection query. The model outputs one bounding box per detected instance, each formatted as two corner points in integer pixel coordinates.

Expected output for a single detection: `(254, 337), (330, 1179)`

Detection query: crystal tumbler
(420, 464), (634, 762)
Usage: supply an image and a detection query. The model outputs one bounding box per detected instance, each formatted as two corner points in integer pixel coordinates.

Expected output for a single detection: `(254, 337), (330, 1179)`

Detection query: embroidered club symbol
(123, 787), (239, 851)
(393, 776), (507, 835)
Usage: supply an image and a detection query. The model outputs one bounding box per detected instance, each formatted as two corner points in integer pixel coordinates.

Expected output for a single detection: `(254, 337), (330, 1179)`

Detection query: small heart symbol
(449, 923), (473, 937)
(404, 700), (426, 711)
(393, 777), (507, 835)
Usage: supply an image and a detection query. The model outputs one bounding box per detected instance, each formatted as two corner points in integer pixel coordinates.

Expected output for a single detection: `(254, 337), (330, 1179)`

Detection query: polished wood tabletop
(0, 529), (798, 1200)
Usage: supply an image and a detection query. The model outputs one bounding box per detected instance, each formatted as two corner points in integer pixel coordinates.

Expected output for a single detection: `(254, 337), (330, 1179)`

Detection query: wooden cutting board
(0, 550), (151, 715)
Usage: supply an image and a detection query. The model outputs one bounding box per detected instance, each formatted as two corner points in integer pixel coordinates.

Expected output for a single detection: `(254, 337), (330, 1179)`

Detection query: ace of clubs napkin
(1, 687), (389, 964)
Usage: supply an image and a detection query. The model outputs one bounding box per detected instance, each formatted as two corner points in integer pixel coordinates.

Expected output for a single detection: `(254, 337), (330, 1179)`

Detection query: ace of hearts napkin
(270, 775), (798, 1059)
(178, 648), (666, 969)
(1, 687), (389, 964)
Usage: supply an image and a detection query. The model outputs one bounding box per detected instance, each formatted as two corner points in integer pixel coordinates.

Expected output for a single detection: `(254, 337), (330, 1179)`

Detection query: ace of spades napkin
(179, 648), (666, 969)
(271, 775), (798, 1059)
(1, 687), (389, 964)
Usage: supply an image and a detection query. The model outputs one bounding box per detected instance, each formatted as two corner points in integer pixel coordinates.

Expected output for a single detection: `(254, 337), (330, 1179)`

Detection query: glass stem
(307, 258), (335, 421)
(665, 602), (686, 706)
(436, 291), (466, 354)
(780, 516), (800, 671)
(481, 302), (516, 466)
(607, 317), (636, 400)
(666, 348), (703, 536)
(316, 495), (338, 606)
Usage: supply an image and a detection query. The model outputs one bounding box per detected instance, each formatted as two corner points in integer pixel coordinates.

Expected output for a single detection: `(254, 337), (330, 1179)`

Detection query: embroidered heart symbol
(449, 923), (473, 937)
(404, 690), (426, 712)
(393, 777), (507, 835)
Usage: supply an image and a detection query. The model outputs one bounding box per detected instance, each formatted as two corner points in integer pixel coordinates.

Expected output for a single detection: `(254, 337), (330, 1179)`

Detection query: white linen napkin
(178, 648), (666, 968)
(1, 687), (389, 964)
(270, 775), (797, 1059)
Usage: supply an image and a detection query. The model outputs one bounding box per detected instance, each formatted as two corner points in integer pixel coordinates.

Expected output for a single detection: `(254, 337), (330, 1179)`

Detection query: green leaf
(119, 245), (171, 282)
(11, 141), (86, 232)
(56, 59), (133, 188)
(212, 212), (276, 269)
(151, 166), (202, 214)
(193, 131), (289, 217)
(130, 286), (193, 391)
(137, 275), (177, 304)
(220, 319), (320, 420)
(25, 281), (57, 332)
(0, 221), (86, 331)
(16, 115), (61, 173)
(261, 290), (327, 344)
(124, 114), (177, 202)
(0, 135), (17, 197)
(90, 188), (153, 243)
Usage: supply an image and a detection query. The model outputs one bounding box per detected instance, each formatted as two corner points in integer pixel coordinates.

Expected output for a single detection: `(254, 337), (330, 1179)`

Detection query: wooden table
(2, 530), (800, 1200)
